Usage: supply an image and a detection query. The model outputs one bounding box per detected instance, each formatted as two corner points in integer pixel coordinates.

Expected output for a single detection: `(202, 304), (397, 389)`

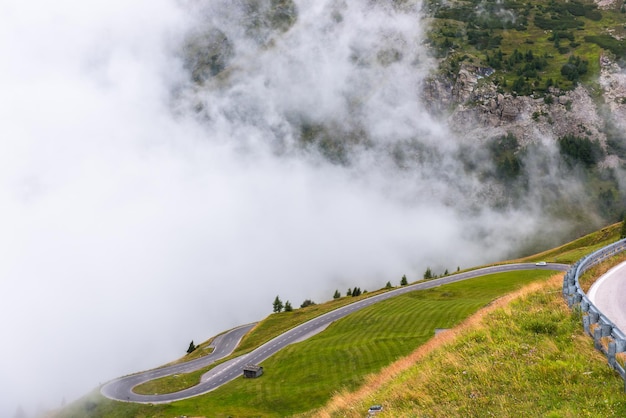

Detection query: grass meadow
(57, 222), (624, 417)
(315, 274), (626, 417)
(59, 270), (555, 417)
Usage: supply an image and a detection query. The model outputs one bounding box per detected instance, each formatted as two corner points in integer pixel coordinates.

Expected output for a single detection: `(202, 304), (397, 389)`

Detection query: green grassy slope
(59, 271), (554, 417)
(317, 273), (626, 417)
(516, 222), (621, 264)
(56, 222), (623, 417)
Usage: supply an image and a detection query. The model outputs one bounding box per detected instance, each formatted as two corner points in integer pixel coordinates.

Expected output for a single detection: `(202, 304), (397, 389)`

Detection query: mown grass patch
(318, 275), (626, 417)
(232, 292), (387, 355)
(132, 372), (201, 396)
(133, 290), (395, 395)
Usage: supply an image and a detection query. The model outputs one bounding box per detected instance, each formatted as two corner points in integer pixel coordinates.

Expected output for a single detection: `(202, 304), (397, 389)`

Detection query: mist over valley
(1, 0), (625, 416)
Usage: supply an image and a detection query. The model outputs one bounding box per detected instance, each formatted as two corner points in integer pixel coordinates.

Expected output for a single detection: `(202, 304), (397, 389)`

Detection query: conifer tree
(333, 289), (341, 299)
(273, 295), (284, 313)
(400, 275), (408, 286)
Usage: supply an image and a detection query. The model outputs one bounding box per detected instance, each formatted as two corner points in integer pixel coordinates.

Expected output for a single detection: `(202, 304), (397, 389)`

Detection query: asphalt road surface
(587, 261), (626, 333)
(101, 262), (569, 403)
(100, 323), (256, 403)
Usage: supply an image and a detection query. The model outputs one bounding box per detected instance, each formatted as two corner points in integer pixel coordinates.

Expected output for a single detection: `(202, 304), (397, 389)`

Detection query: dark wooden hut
(243, 364), (263, 378)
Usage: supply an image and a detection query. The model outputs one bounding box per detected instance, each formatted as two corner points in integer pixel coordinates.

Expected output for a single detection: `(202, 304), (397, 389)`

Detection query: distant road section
(101, 323), (256, 403)
(101, 262), (568, 403)
(587, 261), (626, 332)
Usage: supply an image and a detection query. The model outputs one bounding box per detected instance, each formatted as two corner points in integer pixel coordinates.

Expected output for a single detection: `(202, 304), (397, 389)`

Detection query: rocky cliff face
(600, 55), (626, 132)
(424, 56), (626, 166)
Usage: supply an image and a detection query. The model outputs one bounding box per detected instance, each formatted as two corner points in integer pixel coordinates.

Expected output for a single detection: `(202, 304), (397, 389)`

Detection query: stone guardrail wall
(563, 238), (626, 391)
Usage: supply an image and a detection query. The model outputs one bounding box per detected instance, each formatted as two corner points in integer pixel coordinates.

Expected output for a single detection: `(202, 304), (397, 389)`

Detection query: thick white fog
(0, 0), (577, 416)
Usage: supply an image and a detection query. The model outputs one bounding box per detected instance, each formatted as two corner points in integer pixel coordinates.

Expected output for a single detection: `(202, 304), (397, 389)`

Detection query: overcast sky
(0, 1), (576, 416)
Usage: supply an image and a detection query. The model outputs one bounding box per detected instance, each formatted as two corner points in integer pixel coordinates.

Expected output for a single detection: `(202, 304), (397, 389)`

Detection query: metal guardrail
(562, 238), (626, 391)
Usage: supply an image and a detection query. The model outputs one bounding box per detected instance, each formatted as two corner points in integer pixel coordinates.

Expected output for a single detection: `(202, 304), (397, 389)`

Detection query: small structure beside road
(243, 364), (263, 378)
(368, 404), (383, 415)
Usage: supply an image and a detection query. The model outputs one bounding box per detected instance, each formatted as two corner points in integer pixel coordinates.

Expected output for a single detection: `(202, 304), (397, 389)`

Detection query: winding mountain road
(100, 323), (256, 403)
(101, 262), (569, 403)
(587, 261), (626, 332)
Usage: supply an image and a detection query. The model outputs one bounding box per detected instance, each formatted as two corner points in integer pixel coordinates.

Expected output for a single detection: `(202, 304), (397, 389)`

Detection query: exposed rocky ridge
(424, 57), (626, 164)
(599, 55), (626, 131)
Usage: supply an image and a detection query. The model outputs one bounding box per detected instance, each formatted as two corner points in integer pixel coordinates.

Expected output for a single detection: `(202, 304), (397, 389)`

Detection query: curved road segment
(101, 323), (256, 403)
(102, 262), (568, 403)
(587, 261), (626, 332)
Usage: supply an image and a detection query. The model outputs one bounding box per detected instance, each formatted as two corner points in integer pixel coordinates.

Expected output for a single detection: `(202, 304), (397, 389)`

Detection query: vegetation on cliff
(425, 0), (626, 95)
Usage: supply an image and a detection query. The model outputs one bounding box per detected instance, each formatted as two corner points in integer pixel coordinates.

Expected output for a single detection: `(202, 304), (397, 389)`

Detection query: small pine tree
(400, 275), (408, 286)
(333, 289), (341, 299)
(385, 281), (392, 289)
(424, 267), (433, 280)
(347, 288), (352, 296)
(444, 269), (449, 276)
(187, 340), (196, 354)
(284, 300), (293, 312)
(621, 215), (626, 239)
(273, 295), (284, 313)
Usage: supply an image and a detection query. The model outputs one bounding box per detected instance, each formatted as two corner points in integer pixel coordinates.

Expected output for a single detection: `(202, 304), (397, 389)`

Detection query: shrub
(585, 35), (626, 56)
(558, 134), (604, 167)
(300, 299), (316, 308)
(490, 133), (522, 180)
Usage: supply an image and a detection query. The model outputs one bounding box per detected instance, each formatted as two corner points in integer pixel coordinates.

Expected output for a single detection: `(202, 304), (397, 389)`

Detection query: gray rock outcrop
(424, 59), (626, 165)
